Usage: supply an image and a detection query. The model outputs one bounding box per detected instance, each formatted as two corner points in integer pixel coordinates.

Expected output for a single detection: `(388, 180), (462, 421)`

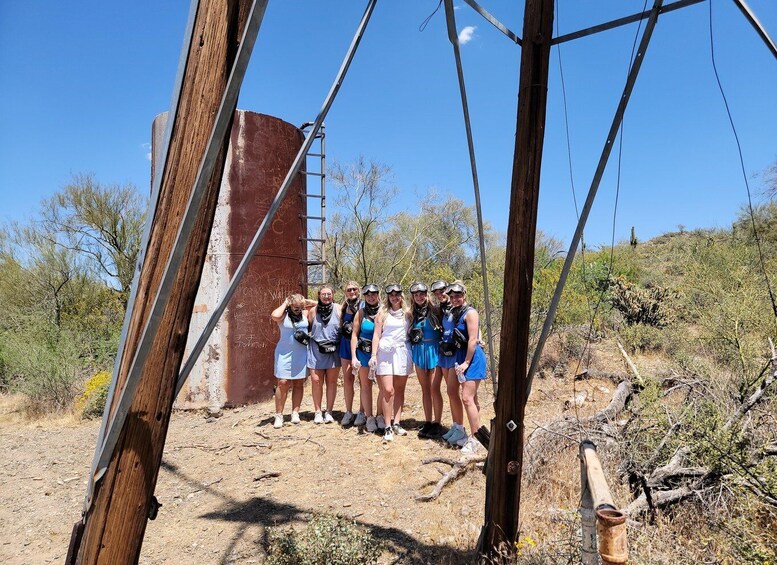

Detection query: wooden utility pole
(480, 0), (554, 554)
(74, 1), (251, 562)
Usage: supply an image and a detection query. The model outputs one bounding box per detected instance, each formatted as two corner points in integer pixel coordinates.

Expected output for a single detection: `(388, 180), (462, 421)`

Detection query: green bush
(266, 514), (383, 565)
(1, 325), (83, 413)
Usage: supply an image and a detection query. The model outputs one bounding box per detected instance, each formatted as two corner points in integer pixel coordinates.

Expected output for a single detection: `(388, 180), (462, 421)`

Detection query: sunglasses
(346, 287), (359, 292)
(364, 290), (378, 296)
(388, 291), (402, 296)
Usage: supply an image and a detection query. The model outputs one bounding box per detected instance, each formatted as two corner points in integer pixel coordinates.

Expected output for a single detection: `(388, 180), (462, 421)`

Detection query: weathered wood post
(479, 0), (554, 554)
(74, 1), (251, 562)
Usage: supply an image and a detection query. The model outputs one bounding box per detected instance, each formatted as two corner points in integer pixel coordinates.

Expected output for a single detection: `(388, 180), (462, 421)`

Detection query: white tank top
(379, 308), (408, 350)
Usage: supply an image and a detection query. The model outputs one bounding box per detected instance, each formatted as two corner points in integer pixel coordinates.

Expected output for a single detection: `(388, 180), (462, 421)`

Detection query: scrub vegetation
(1, 161), (775, 563)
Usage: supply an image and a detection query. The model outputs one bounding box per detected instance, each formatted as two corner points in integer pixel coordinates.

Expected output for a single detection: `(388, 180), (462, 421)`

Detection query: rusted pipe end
(596, 507), (628, 565)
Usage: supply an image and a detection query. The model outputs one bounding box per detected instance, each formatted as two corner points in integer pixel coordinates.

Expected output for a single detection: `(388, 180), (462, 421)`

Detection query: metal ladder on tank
(299, 122), (327, 288)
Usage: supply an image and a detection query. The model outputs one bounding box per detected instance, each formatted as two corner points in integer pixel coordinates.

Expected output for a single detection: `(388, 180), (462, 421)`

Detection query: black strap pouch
(293, 330), (310, 346)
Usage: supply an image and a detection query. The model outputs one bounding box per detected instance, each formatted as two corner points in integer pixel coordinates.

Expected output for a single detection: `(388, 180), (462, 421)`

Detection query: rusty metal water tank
(151, 110), (307, 410)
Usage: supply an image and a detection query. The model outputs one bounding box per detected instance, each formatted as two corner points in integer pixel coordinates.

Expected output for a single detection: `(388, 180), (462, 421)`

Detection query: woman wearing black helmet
(439, 281), (487, 454)
(370, 284), (412, 443)
(338, 281), (362, 426)
(431, 279), (452, 317)
(350, 283), (381, 432)
(307, 285), (342, 424)
(408, 282), (445, 439)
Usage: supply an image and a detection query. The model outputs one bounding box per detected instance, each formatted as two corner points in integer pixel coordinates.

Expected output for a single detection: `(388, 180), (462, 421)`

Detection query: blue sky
(1, 0), (775, 248)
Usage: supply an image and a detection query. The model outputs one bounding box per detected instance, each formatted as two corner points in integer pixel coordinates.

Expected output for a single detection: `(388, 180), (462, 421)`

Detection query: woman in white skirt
(271, 293), (315, 428)
(369, 284), (412, 442)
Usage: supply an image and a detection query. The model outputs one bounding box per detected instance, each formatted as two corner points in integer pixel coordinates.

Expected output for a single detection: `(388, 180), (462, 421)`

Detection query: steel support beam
(527, 0), (665, 394)
(85, 0), (269, 508)
(443, 0), (498, 387)
(176, 0), (379, 396)
(552, 0), (701, 45)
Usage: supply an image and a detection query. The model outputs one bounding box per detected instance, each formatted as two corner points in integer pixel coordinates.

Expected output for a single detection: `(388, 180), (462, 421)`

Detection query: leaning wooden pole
(73, 1), (250, 562)
(479, 0), (553, 554)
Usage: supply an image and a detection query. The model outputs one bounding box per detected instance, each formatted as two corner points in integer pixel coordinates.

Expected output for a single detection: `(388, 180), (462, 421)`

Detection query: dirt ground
(0, 363), (617, 564)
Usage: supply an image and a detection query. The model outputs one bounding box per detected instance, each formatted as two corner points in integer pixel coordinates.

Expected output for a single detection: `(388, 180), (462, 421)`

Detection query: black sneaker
(429, 422), (445, 438)
(417, 422), (432, 439)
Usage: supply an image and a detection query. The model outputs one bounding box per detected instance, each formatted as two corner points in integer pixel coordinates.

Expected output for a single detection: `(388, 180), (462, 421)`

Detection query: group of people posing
(271, 280), (487, 454)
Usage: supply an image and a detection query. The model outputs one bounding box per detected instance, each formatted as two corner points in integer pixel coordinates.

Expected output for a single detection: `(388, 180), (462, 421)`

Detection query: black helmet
(362, 283), (379, 294)
(409, 282), (428, 293)
(384, 284), (402, 294)
(430, 280), (448, 292)
(445, 282), (466, 294)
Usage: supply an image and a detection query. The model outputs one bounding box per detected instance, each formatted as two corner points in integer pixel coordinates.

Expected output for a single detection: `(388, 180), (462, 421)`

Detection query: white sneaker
(366, 416), (377, 432)
(376, 415), (386, 430)
(446, 425), (467, 446)
(273, 414), (283, 429)
(392, 423), (407, 436)
(383, 427), (394, 443)
(291, 411), (301, 424)
(353, 411), (366, 426)
(341, 411), (354, 426)
(314, 411), (324, 424)
(461, 436), (484, 455)
(324, 411), (335, 424)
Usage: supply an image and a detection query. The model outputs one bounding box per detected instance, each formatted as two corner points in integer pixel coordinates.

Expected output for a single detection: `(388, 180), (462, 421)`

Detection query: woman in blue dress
(350, 283), (380, 433)
(271, 293), (315, 428)
(408, 282), (444, 439)
(338, 281), (361, 426)
(439, 281), (487, 454)
(307, 285), (342, 424)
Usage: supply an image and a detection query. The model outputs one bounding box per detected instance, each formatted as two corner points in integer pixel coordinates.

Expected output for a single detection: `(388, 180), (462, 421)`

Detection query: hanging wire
(419, 0), (444, 32)
(562, 0), (650, 436)
(708, 0), (777, 324)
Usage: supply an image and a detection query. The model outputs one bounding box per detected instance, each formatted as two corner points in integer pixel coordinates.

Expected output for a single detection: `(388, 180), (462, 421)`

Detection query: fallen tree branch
(617, 341), (644, 387)
(723, 338), (777, 432)
(524, 380), (633, 480)
(416, 455), (485, 502)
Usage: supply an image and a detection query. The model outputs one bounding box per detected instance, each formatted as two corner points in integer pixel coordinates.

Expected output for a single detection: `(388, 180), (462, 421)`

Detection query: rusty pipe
(580, 440), (629, 565)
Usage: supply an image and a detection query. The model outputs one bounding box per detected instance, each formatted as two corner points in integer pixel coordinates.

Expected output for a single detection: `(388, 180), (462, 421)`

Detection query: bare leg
(461, 380), (481, 433)
(416, 367), (432, 422)
(291, 379), (305, 414)
(392, 375), (408, 424)
(376, 389), (384, 418)
(311, 369), (323, 412)
(324, 367), (339, 412)
(445, 368), (464, 425)
(341, 358), (354, 413)
(431, 366), (444, 423)
(275, 379), (289, 414)
(358, 366), (373, 417)
(378, 375), (394, 423)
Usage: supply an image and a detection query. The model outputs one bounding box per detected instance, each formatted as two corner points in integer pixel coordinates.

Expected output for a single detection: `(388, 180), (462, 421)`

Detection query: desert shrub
(618, 324), (668, 354)
(1, 325), (83, 413)
(79, 370), (112, 419)
(266, 514), (383, 565)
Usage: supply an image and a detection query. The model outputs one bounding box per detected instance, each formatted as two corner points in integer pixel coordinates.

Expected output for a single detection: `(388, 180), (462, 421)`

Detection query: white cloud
(458, 25), (476, 45)
(142, 142), (152, 162)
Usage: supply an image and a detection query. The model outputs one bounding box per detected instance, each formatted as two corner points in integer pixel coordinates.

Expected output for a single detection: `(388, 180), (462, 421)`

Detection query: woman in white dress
(369, 284), (412, 442)
(271, 293), (315, 428)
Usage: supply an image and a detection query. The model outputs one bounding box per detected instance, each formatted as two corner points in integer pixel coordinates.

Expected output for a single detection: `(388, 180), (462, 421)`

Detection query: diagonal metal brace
(461, 0), (521, 45)
(175, 0), (379, 397)
(84, 0), (269, 514)
(443, 0), (499, 390)
(526, 0), (665, 398)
